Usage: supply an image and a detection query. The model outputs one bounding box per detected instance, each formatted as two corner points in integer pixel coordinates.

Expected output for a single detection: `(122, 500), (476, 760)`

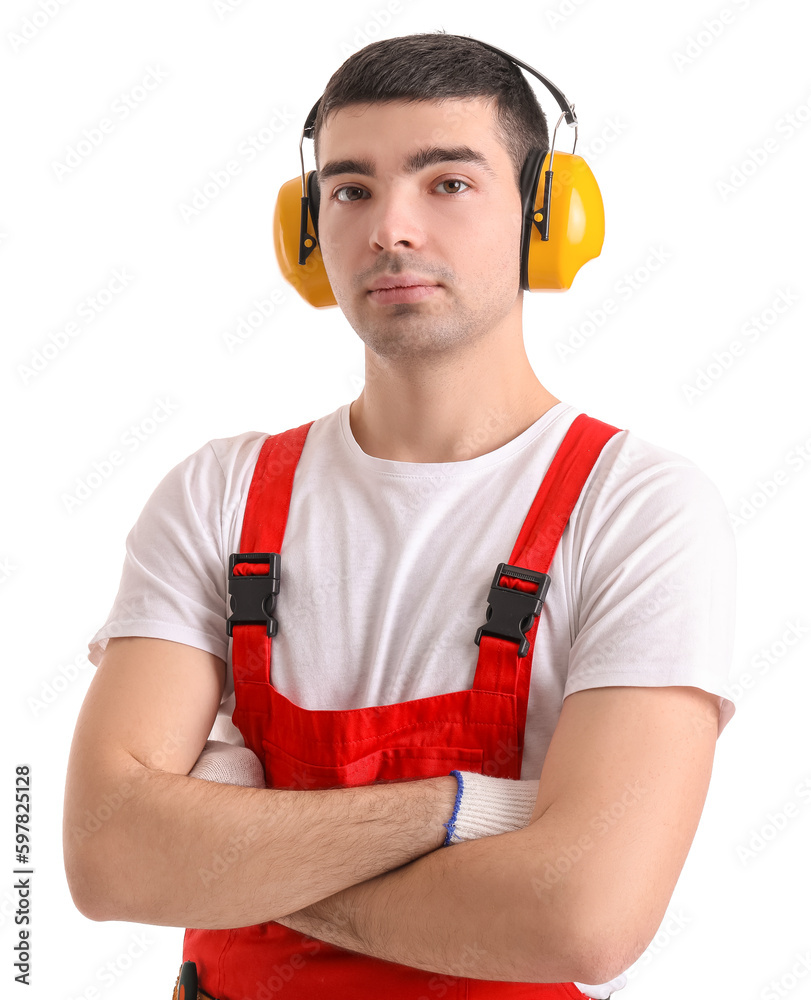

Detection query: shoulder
(564, 421), (737, 622)
(151, 430), (269, 498)
(184, 430), (269, 478)
(126, 431), (269, 551)
(145, 408), (338, 513)
(202, 409), (340, 482)
(201, 430), (270, 487)
(576, 424), (731, 536)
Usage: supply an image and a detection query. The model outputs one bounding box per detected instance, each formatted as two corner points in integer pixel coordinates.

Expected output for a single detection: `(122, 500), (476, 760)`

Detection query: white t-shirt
(88, 399), (738, 1000)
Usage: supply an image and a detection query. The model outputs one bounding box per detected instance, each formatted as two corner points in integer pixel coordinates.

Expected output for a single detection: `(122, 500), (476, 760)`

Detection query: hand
(187, 740), (267, 788)
(444, 772), (540, 844)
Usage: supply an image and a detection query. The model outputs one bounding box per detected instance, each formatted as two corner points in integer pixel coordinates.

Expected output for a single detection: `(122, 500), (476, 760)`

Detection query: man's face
(315, 97), (524, 362)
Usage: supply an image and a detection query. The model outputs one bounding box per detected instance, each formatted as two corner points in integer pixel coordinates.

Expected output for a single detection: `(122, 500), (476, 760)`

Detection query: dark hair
(312, 31), (549, 189)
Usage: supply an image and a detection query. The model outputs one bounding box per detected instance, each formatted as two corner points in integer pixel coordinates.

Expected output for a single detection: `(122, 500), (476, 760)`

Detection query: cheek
(317, 207), (345, 257)
(317, 226), (355, 303)
(317, 227), (346, 281)
(470, 216), (522, 278)
(320, 213), (364, 268)
(474, 196), (522, 250)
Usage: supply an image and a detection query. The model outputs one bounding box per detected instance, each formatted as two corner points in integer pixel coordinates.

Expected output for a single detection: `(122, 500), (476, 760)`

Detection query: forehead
(317, 97), (509, 177)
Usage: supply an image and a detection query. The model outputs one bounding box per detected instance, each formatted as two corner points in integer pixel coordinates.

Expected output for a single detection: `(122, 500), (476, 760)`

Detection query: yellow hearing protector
(273, 36), (605, 309)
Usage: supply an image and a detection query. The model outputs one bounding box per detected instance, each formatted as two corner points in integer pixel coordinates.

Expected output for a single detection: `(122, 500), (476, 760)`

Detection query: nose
(368, 183), (426, 254)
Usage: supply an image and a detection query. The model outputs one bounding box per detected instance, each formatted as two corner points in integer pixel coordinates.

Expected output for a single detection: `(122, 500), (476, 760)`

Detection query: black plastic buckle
(474, 562), (551, 658)
(226, 552), (281, 638)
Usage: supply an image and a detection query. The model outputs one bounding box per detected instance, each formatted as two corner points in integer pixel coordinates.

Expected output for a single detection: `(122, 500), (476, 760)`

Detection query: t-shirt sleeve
(564, 445), (738, 737)
(87, 441), (230, 668)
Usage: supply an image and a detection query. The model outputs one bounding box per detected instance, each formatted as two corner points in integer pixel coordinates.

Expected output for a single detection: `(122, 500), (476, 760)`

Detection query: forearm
(275, 826), (585, 984)
(65, 757), (457, 929)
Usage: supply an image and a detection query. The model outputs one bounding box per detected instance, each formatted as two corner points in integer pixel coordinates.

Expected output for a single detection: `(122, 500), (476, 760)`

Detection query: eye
(435, 178), (470, 194)
(333, 185), (369, 203)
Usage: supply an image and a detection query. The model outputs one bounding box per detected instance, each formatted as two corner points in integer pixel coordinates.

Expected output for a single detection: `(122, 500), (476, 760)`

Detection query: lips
(368, 283), (441, 305)
(368, 274), (439, 292)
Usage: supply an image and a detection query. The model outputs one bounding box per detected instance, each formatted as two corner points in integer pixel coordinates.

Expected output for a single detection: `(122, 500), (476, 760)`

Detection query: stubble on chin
(349, 296), (496, 365)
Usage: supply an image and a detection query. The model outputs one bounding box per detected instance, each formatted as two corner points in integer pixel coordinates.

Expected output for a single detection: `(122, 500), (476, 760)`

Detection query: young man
(63, 32), (737, 1000)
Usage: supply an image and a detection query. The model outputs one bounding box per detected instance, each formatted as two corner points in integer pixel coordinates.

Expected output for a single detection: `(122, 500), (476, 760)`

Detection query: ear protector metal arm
(467, 39), (577, 129)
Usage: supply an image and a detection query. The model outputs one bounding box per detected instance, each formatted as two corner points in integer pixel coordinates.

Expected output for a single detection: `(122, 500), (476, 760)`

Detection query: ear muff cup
(519, 147), (605, 292)
(273, 170), (337, 309)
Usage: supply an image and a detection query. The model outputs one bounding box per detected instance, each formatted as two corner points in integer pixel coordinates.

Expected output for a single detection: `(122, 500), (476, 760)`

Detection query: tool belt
(172, 961), (219, 1000)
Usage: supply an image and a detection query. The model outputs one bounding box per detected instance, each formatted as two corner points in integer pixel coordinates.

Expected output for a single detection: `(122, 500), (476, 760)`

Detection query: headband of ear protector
(272, 36), (605, 309)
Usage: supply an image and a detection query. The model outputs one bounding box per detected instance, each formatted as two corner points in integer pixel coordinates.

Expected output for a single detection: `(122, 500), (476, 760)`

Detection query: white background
(2, 0), (809, 997)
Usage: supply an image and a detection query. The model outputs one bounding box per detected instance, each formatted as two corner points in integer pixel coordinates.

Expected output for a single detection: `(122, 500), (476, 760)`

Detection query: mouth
(367, 284), (442, 305)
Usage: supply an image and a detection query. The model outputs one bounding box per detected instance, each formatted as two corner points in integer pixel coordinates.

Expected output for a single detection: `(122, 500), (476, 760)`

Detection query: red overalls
(176, 411), (622, 1000)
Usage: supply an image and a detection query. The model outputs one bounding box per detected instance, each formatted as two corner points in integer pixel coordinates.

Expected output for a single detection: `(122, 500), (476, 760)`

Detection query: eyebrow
(318, 145), (497, 181)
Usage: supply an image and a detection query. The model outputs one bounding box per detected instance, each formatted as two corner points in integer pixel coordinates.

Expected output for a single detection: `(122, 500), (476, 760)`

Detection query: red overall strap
(231, 420), (314, 685)
(474, 413), (623, 756)
(512, 412), (621, 571)
(241, 420), (314, 551)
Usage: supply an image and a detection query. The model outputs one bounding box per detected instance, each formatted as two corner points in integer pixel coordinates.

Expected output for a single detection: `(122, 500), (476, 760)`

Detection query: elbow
(573, 951), (630, 991)
(64, 851), (115, 922)
(64, 840), (125, 923)
(63, 809), (134, 923)
(528, 888), (632, 986)
(555, 934), (629, 988)
(63, 754), (152, 923)
(567, 910), (638, 987)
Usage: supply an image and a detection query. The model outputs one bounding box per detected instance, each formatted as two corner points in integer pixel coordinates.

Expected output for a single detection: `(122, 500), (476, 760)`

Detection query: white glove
(443, 771), (540, 845)
(187, 740), (267, 788)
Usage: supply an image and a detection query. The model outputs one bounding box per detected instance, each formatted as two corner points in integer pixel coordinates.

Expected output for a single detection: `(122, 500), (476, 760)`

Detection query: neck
(348, 307), (560, 463)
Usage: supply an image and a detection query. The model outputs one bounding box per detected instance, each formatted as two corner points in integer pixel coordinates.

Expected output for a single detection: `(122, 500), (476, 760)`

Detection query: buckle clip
(226, 552), (281, 638)
(474, 562), (551, 657)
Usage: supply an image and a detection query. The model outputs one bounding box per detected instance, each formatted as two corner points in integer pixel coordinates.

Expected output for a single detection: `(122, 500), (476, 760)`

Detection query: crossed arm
(274, 683), (721, 986)
(64, 637), (719, 986)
